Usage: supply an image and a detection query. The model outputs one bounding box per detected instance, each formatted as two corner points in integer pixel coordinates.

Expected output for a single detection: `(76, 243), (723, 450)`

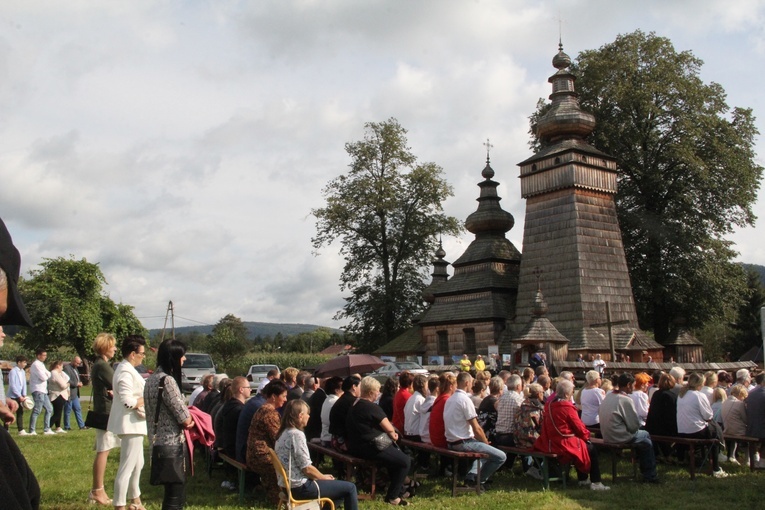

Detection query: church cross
(590, 301), (630, 361)
(483, 138), (493, 161)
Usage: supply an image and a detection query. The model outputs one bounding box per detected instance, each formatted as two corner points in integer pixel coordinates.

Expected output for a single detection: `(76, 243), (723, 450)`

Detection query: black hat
(0, 218), (33, 327)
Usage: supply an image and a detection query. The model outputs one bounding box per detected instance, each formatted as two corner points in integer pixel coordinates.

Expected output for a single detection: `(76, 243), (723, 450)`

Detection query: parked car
(246, 364), (280, 391)
(371, 361), (429, 383)
(181, 353), (216, 393)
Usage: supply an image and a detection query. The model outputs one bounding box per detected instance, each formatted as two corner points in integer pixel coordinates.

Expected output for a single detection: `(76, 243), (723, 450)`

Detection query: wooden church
(374, 43), (682, 368)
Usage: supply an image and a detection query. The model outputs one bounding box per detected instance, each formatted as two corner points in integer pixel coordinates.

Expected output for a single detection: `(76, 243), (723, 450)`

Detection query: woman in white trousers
(107, 335), (148, 510)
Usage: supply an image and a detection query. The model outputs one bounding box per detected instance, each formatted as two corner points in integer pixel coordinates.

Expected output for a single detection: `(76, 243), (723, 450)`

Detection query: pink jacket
(184, 406), (216, 475)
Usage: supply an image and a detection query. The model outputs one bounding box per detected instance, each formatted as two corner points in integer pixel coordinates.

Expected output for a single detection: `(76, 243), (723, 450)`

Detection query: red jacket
(392, 388), (412, 433)
(533, 398), (591, 473)
(429, 393), (450, 448)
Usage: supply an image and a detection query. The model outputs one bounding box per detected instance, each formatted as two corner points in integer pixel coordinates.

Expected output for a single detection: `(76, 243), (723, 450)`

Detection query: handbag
(149, 376), (186, 486)
(150, 443), (185, 485)
(85, 411), (109, 430)
(371, 432), (393, 451)
(83, 393), (109, 430)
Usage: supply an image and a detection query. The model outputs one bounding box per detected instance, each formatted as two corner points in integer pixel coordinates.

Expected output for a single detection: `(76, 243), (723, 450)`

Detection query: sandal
(128, 503), (146, 510)
(87, 487), (112, 506)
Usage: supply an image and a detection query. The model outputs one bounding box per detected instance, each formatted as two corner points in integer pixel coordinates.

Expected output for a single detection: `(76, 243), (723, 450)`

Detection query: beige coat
(48, 369), (70, 402)
(721, 397), (748, 436)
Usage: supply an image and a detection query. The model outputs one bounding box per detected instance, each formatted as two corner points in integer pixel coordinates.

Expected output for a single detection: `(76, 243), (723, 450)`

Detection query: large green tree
(532, 31), (763, 343)
(205, 313), (250, 368)
(313, 118), (462, 352)
(17, 256), (146, 360)
(729, 269), (765, 358)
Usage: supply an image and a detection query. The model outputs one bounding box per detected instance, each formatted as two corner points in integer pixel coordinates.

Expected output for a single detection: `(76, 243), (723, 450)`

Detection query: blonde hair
(731, 385), (749, 400)
(601, 379), (613, 393)
(712, 387), (727, 404)
(359, 376), (381, 398)
(92, 332), (116, 357)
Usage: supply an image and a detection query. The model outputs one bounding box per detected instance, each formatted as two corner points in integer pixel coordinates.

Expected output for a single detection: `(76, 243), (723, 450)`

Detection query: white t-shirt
(593, 358), (606, 375)
(629, 390), (649, 426)
(404, 391), (425, 436)
(580, 387), (606, 426)
(29, 359), (51, 394)
(677, 390), (713, 434)
(443, 389), (476, 443)
(418, 395), (436, 443)
(320, 394), (339, 443)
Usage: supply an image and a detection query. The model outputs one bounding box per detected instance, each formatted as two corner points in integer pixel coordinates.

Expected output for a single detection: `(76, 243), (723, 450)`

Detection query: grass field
(12, 424), (764, 510)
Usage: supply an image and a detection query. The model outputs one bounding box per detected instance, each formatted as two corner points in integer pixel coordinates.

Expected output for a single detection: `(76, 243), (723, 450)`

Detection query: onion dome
(534, 42), (596, 143)
(464, 156), (514, 235)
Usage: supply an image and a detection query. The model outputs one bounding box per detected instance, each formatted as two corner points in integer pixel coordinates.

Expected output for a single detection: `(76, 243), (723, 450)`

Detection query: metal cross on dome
(483, 138), (493, 161)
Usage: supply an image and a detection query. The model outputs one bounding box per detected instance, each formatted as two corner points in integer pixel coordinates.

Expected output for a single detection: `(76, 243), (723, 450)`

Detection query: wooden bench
(723, 434), (763, 472)
(649, 435), (719, 480)
(218, 453), (253, 504)
(589, 437), (639, 482)
(495, 445), (566, 490)
(307, 442), (378, 500)
(398, 438), (489, 496)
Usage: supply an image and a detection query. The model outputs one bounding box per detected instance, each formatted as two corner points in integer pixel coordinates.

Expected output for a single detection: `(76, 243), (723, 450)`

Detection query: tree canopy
(532, 31), (763, 343)
(204, 313), (250, 367)
(17, 256), (146, 360)
(313, 118), (462, 352)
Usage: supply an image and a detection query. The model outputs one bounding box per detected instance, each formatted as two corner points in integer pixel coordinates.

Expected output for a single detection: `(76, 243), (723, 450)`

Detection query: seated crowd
(201, 361), (765, 508)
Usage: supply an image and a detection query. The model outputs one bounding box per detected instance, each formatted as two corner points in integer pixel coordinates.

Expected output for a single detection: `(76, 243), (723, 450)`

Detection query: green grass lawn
(12, 426), (764, 510)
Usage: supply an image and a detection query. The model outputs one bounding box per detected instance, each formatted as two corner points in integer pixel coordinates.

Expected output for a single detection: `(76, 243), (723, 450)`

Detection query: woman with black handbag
(88, 333), (120, 506)
(144, 339), (195, 510)
(346, 376), (412, 506)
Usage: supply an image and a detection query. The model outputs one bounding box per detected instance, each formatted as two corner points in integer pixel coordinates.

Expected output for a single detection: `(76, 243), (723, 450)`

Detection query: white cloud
(0, 0), (762, 330)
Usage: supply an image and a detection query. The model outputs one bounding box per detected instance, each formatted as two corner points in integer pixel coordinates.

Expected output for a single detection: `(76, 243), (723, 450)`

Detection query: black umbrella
(313, 354), (387, 378)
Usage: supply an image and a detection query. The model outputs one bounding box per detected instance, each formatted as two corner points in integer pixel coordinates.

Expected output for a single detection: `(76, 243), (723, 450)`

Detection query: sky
(1, 0), (764, 331)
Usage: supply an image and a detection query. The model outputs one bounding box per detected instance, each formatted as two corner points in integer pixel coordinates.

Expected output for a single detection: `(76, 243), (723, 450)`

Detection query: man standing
(0, 216), (41, 509)
(444, 372), (506, 490)
(62, 357), (86, 431)
(459, 354), (472, 373)
(8, 355), (29, 435)
(28, 349), (54, 435)
(599, 373), (659, 483)
(745, 373), (765, 466)
(592, 354), (606, 377)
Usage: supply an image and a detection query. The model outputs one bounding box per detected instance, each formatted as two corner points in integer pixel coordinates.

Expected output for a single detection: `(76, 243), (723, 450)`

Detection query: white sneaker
(526, 467), (543, 480)
(718, 452), (728, 464)
(578, 480), (591, 487)
(590, 482), (611, 491)
(713, 469), (728, 478)
(55, 428), (67, 434)
(43, 430), (56, 435)
(18, 430), (29, 436)
(728, 457), (740, 465)
(27, 431), (37, 436)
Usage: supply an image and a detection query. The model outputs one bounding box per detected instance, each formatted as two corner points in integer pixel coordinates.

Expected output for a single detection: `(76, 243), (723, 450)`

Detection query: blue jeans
(63, 394), (85, 430)
(292, 479), (358, 510)
(28, 391), (53, 433)
(631, 430), (658, 480)
(448, 439), (507, 483)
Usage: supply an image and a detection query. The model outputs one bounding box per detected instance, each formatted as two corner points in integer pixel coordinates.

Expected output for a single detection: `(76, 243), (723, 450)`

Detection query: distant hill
(148, 321), (342, 339)
(741, 263), (765, 286)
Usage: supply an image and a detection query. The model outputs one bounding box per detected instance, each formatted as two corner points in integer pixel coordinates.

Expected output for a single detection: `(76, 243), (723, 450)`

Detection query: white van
(181, 353), (216, 393)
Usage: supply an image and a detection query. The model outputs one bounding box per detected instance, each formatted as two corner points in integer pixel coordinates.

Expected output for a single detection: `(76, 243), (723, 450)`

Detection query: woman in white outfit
(107, 335), (148, 510)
